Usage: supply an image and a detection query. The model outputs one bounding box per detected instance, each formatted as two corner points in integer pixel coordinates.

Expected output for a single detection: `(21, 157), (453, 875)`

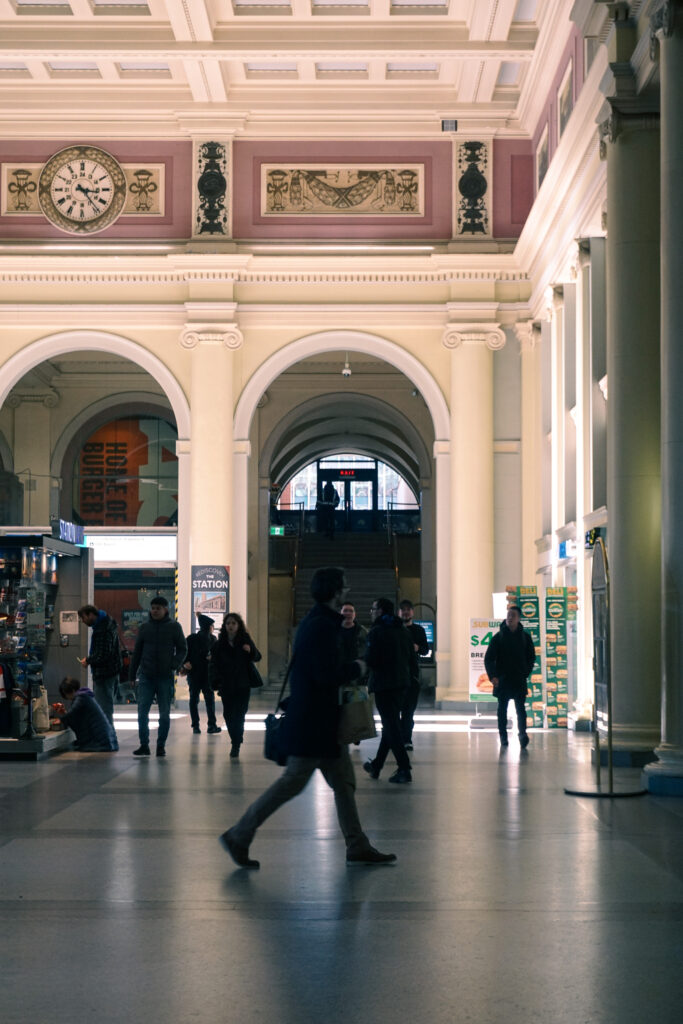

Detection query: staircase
(294, 532), (398, 628)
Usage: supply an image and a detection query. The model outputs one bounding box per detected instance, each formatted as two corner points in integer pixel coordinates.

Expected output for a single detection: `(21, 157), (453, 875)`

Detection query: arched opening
(237, 337), (447, 691)
(0, 333), (190, 653)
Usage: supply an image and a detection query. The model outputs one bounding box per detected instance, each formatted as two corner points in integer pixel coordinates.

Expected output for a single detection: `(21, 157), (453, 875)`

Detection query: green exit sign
(270, 525), (285, 536)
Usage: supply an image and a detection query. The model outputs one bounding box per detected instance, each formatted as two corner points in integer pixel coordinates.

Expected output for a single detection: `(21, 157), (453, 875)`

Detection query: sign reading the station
(191, 565), (230, 631)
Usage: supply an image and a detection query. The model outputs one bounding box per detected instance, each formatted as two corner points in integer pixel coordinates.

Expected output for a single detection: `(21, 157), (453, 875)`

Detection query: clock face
(39, 146), (127, 234)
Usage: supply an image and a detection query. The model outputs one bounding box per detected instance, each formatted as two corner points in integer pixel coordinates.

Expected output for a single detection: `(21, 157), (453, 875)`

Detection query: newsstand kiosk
(0, 528), (92, 759)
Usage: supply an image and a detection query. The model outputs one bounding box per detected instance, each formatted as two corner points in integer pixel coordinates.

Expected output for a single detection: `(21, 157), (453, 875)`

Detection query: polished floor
(2, 705), (683, 1024)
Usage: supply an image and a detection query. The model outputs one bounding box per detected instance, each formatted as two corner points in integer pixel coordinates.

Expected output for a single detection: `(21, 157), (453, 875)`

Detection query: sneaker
(363, 760), (380, 780)
(404, 742), (413, 751)
(192, 726), (201, 735)
(156, 745), (166, 757)
(207, 725), (222, 734)
(230, 743), (240, 759)
(520, 734), (530, 749)
(133, 744), (150, 757)
(346, 847), (397, 865)
(388, 769), (412, 784)
(219, 829), (260, 869)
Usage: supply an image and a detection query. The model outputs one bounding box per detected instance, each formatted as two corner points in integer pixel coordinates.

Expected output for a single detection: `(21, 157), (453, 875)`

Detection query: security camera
(341, 364), (352, 378)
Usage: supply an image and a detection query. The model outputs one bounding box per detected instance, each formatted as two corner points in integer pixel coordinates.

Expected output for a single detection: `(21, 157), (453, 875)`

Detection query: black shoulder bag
(264, 658), (293, 766)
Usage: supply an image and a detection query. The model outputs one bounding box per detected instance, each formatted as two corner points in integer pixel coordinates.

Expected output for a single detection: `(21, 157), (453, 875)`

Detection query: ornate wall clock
(38, 145), (127, 234)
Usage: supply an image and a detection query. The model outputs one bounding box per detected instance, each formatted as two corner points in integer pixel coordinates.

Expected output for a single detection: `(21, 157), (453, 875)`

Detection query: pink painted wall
(532, 25), (585, 192)
(493, 139), (533, 237)
(0, 140), (193, 239)
(232, 140), (453, 240)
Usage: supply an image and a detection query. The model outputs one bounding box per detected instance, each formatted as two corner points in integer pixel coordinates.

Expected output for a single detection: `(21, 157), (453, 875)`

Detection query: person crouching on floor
(58, 677), (119, 752)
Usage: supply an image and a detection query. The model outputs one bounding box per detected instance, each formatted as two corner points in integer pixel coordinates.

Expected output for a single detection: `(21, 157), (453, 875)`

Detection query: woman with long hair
(209, 612), (262, 758)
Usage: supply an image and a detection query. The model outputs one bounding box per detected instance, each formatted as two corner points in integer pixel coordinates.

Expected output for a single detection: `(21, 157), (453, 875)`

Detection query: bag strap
(273, 654), (294, 712)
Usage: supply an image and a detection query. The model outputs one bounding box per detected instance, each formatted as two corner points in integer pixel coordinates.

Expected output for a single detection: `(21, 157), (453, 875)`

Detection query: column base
(642, 750), (683, 796)
(591, 747), (656, 768)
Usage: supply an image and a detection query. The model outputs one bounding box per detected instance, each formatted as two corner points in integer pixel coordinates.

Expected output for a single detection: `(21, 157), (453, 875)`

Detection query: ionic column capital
(180, 323), (243, 350)
(442, 324), (506, 351)
(514, 321), (541, 353)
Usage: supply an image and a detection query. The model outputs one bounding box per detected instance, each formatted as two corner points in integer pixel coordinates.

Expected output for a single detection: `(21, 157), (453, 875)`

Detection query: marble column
(180, 323), (243, 588)
(442, 325), (503, 701)
(600, 105), (661, 759)
(645, 0), (683, 792)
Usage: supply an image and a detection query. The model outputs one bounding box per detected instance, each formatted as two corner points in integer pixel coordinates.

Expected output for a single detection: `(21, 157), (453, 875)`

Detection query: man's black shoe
(219, 829), (260, 869)
(520, 734), (530, 749)
(229, 743), (240, 759)
(192, 726), (201, 735)
(156, 745), (166, 757)
(388, 769), (412, 784)
(404, 742), (413, 751)
(133, 744), (150, 757)
(500, 736), (509, 747)
(346, 847), (397, 865)
(363, 760), (380, 780)
(207, 725), (222, 734)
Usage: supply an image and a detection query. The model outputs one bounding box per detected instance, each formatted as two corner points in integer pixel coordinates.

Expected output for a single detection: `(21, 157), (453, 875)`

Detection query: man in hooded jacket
(484, 604), (536, 748)
(77, 604), (122, 727)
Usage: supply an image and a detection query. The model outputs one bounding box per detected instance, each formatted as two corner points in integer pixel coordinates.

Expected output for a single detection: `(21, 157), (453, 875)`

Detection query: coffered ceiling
(0, 0), (577, 138)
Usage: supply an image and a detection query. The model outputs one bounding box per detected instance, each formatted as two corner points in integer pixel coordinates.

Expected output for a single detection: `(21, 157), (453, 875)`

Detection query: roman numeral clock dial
(38, 145), (127, 234)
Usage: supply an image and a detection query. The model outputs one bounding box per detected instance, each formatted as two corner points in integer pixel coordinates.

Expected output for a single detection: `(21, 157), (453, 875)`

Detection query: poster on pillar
(191, 565), (230, 632)
(468, 620), (499, 702)
(544, 587), (577, 729)
(506, 586), (544, 728)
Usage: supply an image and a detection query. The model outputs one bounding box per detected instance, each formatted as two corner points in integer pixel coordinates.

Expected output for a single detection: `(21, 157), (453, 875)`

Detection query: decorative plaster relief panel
(455, 140), (492, 238)
(261, 164), (424, 217)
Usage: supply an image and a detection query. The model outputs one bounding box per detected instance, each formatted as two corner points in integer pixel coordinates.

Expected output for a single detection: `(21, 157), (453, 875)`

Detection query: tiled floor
(2, 707), (683, 1024)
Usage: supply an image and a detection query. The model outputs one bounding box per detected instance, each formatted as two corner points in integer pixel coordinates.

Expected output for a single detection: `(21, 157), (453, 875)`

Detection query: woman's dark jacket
(208, 633), (261, 695)
(62, 688), (118, 751)
(87, 611), (122, 682)
(484, 621), (536, 699)
(365, 614), (413, 694)
(281, 602), (362, 759)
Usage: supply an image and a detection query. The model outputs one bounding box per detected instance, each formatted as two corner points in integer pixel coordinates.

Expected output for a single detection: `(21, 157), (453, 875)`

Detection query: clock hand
(75, 184), (101, 213)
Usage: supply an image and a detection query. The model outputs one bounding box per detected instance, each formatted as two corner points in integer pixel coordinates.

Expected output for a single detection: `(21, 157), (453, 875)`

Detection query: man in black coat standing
(363, 597), (414, 784)
(484, 604), (536, 749)
(219, 567), (396, 869)
(398, 599), (429, 750)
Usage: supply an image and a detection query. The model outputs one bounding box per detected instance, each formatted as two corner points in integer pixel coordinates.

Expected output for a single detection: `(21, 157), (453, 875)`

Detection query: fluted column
(433, 440), (451, 695)
(180, 323), (243, 581)
(600, 104), (661, 757)
(443, 325), (503, 700)
(645, 0), (683, 791)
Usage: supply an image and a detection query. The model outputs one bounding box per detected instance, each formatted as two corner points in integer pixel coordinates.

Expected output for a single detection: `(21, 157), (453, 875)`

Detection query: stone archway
(232, 330), (451, 680)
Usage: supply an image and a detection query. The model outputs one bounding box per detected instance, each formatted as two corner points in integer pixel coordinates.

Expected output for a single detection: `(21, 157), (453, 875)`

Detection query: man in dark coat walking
(398, 599), (429, 750)
(363, 597), (414, 784)
(219, 566), (396, 869)
(484, 604), (536, 748)
(183, 613), (221, 735)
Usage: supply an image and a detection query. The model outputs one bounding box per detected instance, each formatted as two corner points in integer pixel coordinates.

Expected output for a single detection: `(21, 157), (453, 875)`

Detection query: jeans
(400, 680), (421, 744)
(230, 746), (371, 854)
(93, 675), (118, 727)
(373, 689), (411, 773)
(188, 676), (218, 730)
(137, 675), (174, 747)
(219, 688), (250, 746)
(497, 695), (528, 741)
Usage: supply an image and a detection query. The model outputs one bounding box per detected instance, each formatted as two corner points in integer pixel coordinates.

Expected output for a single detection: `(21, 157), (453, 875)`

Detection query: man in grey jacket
(130, 596), (187, 758)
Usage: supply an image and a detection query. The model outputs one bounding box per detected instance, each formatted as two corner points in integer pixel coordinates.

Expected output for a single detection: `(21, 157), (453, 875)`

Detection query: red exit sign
(339, 469), (356, 477)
